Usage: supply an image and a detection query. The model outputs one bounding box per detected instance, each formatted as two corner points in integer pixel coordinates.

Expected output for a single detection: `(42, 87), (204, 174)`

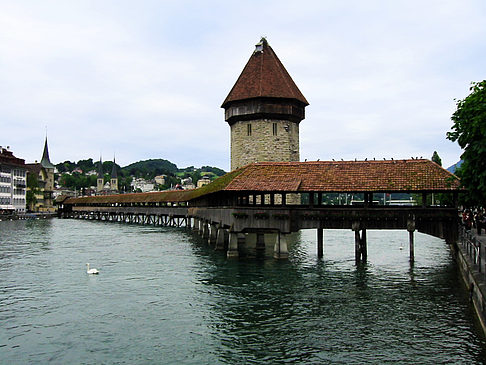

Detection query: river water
(1, 218), (485, 364)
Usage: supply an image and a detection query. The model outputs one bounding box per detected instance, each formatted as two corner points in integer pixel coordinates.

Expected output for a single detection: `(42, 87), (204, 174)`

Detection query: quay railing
(459, 225), (486, 277)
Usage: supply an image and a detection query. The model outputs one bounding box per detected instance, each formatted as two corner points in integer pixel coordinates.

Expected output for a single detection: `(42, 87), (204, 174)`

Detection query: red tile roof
(222, 38), (309, 108)
(64, 168), (245, 205)
(223, 160), (461, 192)
(65, 190), (190, 205)
(64, 160), (461, 206)
(0, 148), (25, 167)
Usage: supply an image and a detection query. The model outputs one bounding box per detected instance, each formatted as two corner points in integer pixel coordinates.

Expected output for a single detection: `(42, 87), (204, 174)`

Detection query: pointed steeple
(111, 156), (118, 178)
(96, 155), (104, 193)
(40, 136), (55, 169)
(222, 37), (309, 108)
(97, 156), (104, 178)
(110, 155), (118, 192)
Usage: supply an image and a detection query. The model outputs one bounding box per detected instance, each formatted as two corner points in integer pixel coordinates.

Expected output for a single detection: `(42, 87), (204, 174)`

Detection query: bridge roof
(221, 38), (309, 108)
(223, 159), (461, 193)
(63, 159), (460, 206)
(63, 168), (243, 205)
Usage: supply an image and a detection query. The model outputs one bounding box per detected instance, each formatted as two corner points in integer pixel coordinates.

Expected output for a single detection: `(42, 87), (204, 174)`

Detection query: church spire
(40, 136), (55, 169)
(110, 155), (118, 192)
(111, 156), (118, 178)
(97, 155), (104, 193)
(97, 156), (104, 178)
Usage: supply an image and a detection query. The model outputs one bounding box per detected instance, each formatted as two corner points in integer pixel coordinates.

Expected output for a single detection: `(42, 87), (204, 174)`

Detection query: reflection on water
(1, 219), (485, 364)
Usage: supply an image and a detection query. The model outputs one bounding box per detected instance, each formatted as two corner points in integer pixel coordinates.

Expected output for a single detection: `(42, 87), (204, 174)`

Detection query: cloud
(1, 0), (485, 170)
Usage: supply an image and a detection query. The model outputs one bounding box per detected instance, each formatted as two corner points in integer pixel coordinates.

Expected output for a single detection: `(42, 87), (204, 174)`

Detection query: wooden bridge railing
(459, 226), (486, 277)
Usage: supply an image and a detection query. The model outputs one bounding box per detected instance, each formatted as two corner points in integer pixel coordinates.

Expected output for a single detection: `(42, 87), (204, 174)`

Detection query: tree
(447, 80), (486, 205)
(56, 160), (76, 173)
(59, 173), (76, 189)
(431, 151), (442, 166)
(77, 158), (95, 173)
(26, 173), (40, 211)
(119, 176), (133, 192)
(201, 166), (226, 176)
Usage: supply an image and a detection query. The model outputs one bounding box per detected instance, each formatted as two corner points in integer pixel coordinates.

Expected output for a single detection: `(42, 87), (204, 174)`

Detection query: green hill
(122, 159), (178, 178)
(55, 157), (226, 191)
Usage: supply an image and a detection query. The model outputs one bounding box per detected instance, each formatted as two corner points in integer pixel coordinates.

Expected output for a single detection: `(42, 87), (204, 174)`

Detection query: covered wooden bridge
(59, 159), (462, 262)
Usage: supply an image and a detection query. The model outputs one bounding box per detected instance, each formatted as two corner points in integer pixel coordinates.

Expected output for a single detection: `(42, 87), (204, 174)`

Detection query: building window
(247, 123), (252, 136)
(273, 123), (277, 136)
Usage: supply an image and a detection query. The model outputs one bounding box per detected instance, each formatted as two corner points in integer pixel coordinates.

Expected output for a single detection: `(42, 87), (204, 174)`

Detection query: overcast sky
(1, 0), (485, 171)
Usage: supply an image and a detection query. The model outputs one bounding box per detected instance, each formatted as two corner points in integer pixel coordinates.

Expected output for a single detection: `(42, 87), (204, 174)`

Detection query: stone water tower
(222, 38), (309, 171)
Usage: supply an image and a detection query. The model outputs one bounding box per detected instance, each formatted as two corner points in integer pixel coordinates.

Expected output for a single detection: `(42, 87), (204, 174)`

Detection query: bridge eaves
(222, 159), (462, 193)
(63, 159), (461, 207)
(63, 167), (245, 205)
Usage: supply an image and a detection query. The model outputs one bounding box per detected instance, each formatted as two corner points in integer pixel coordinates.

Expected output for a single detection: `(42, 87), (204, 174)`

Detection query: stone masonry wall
(230, 119), (299, 171)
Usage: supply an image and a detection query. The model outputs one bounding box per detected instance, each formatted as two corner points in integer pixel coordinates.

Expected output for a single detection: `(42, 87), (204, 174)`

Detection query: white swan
(86, 263), (99, 275)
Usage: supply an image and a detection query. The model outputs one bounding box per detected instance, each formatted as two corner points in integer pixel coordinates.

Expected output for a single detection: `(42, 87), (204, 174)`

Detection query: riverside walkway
(456, 227), (486, 334)
(59, 159), (462, 263)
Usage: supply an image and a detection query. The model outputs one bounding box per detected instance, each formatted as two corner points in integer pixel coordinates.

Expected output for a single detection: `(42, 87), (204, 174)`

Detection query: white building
(154, 175), (167, 186)
(0, 147), (27, 213)
(197, 176), (212, 188)
(131, 178), (155, 193)
(181, 177), (195, 190)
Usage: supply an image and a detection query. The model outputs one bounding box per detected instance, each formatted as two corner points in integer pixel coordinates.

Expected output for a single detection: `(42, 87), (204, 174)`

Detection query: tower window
(272, 123), (277, 136)
(247, 123), (252, 136)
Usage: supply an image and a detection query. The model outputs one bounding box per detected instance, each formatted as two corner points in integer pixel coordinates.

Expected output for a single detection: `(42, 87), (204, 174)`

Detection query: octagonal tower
(222, 38), (309, 171)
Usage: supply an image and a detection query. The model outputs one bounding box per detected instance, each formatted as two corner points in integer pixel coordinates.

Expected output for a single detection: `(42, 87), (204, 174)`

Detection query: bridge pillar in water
(187, 217), (192, 229)
(352, 221), (367, 264)
(273, 232), (289, 259)
(198, 219), (204, 235)
(202, 221), (209, 239)
(317, 228), (324, 258)
(215, 227), (227, 251)
(193, 218), (200, 232)
(407, 218), (415, 263)
(256, 233), (265, 254)
(209, 223), (218, 245)
(361, 229), (367, 261)
(227, 231), (239, 258)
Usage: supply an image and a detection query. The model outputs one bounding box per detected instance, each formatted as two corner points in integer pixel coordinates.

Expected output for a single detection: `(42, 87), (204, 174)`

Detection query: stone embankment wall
(452, 234), (486, 337)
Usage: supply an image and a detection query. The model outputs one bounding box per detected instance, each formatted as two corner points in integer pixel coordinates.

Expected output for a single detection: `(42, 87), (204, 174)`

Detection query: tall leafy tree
(26, 173), (40, 211)
(431, 151), (442, 166)
(77, 158), (95, 173)
(447, 80), (486, 205)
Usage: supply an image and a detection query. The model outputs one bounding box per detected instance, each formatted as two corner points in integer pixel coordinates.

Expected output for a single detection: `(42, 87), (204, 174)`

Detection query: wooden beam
(317, 228), (323, 258)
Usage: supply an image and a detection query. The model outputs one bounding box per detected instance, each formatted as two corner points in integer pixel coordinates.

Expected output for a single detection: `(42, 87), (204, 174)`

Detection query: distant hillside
(55, 158), (226, 180)
(447, 160), (463, 174)
(122, 159), (178, 178)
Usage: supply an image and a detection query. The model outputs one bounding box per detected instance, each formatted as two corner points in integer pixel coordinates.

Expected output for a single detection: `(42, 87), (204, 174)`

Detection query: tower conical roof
(97, 157), (104, 178)
(111, 157), (118, 178)
(40, 137), (55, 169)
(222, 38), (309, 108)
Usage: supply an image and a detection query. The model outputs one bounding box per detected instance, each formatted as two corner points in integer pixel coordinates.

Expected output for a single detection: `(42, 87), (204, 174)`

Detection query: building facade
(131, 178), (154, 192)
(0, 147), (27, 213)
(96, 156), (119, 194)
(110, 157), (118, 192)
(26, 138), (56, 212)
(97, 157), (104, 192)
(222, 38), (309, 171)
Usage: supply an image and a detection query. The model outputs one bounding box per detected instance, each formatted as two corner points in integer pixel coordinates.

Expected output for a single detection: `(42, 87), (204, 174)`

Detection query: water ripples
(1, 219), (486, 364)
